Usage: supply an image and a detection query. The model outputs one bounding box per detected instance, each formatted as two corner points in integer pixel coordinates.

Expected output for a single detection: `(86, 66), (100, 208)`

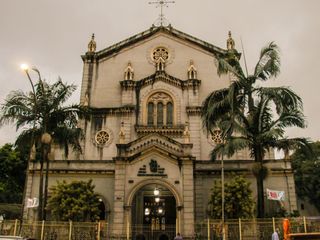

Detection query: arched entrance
(131, 183), (177, 240)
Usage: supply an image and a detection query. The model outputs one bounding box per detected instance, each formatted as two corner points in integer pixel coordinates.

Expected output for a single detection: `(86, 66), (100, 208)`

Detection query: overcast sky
(0, 0), (319, 147)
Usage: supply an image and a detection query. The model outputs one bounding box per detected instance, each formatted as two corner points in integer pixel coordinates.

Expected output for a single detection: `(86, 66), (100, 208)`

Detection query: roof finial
(87, 33), (96, 53)
(227, 31), (235, 50)
(149, 0), (175, 27)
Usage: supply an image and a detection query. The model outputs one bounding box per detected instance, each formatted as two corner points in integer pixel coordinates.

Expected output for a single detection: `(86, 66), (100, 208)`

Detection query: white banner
(26, 198), (39, 208)
(266, 189), (285, 201)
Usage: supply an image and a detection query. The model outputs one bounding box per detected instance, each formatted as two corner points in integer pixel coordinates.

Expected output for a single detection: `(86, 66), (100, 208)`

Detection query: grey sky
(0, 0), (319, 146)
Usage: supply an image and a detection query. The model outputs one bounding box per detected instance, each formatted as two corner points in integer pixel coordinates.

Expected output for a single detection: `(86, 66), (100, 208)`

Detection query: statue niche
(124, 62), (134, 80)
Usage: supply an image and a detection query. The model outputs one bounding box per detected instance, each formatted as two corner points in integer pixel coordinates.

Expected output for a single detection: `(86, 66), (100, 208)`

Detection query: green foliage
(46, 180), (100, 222)
(0, 144), (27, 203)
(291, 141), (320, 211)
(208, 175), (254, 219)
(202, 42), (310, 217)
(0, 77), (88, 158)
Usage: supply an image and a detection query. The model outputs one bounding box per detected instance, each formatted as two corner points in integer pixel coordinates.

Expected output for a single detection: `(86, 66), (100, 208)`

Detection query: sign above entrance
(138, 159), (167, 177)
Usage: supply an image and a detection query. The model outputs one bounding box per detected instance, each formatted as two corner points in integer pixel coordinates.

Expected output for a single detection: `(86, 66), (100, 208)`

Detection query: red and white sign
(266, 189), (285, 201)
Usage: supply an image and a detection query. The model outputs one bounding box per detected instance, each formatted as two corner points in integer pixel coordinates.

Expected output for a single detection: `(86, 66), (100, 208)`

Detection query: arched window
(146, 92), (174, 127)
(98, 200), (106, 220)
(167, 102), (173, 126)
(147, 102), (154, 126)
(157, 103), (163, 126)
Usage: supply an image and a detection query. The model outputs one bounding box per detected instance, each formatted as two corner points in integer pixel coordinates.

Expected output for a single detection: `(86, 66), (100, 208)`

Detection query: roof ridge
(88, 25), (228, 60)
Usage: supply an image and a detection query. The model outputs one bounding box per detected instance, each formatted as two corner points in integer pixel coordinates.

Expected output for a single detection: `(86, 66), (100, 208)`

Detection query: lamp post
(19, 64), (38, 227)
(221, 144), (226, 240)
(41, 132), (52, 221)
(20, 64), (49, 221)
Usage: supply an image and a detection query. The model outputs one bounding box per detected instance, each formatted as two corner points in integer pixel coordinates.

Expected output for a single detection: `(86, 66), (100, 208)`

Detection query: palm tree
(201, 42), (310, 218)
(0, 74), (87, 220)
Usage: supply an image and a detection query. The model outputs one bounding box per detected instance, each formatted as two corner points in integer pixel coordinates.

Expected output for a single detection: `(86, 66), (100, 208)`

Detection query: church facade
(25, 25), (297, 239)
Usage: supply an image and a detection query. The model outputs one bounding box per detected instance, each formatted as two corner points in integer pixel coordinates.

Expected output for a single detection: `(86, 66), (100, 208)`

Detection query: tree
(0, 73), (87, 220)
(291, 141), (320, 211)
(46, 180), (100, 222)
(0, 144), (26, 203)
(202, 42), (310, 217)
(208, 175), (254, 219)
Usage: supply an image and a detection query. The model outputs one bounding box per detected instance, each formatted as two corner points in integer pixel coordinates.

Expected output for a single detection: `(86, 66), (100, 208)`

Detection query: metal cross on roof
(149, 0), (175, 26)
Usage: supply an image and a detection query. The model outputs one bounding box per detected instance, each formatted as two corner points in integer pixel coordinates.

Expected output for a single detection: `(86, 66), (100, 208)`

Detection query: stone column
(112, 160), (126, 238)
(181, 159), (195, 238)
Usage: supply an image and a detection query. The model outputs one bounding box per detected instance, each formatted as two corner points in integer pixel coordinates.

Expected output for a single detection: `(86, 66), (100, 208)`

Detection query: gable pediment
(114, 133), (194, 161)
(82, 26), (232, 61)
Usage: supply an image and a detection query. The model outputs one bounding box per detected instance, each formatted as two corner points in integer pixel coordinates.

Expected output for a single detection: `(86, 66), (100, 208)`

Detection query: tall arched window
(146, 92), (174, 127)
(167, 102), (173, 126)
(147, 102), (154, 126)
(157, 103), (163, 126)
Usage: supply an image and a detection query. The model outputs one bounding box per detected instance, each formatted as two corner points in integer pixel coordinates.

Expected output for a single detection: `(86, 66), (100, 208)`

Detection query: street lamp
(20, 63), (49, 221)
(19, 63), (39, 224)
(41, 132), (52, 221)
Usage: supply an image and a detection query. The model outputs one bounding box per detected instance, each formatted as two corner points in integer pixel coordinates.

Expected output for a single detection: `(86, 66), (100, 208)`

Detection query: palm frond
(254, 42), (280, 81)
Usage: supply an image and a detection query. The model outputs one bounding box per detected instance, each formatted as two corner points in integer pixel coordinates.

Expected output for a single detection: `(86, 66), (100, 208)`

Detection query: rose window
(152, 47), (169, 62)
(211, 129), (223, 144)
(95, 130), (110, 145)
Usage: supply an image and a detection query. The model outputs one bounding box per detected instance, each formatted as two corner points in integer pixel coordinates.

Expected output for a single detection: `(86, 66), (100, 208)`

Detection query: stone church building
(25, 25), (297, 239)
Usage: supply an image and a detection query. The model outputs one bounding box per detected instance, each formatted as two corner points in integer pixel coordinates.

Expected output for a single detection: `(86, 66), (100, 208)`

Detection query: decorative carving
(137, 160), (167, 177)
(149, 92), (172, 104)
(149, 159), (158, 173)
(124, 62), (134, 80)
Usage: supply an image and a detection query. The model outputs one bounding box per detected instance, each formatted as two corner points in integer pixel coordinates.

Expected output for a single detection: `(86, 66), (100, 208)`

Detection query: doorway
(131, 183), (176, 240)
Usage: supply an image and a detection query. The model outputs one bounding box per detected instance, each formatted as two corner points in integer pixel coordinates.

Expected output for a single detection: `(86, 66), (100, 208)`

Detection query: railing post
(69, 220), (72, 240)
(239, 218), (242, 240)
(207, 219), (210, 240)
(40, 220), (45, 240)
(272, 217), (276, 232)
(13, 219), (18, 236)
(97, 221), (101, 240)
(303, 216), (307, 233)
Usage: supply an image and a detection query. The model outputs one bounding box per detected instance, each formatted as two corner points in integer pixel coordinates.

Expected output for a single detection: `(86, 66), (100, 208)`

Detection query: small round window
(95, 130), (110, 145)
(152, 47), (169, 62)
(210, 129), (223, 144)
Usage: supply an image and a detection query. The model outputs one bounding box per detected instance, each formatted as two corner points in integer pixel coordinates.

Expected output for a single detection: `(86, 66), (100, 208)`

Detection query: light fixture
(155, 197), (160, 203)
(144, 208), (150, 216)
(20, 63), (29, 71)
(154, 188), (160, 196)
(158, 208), (163, 214)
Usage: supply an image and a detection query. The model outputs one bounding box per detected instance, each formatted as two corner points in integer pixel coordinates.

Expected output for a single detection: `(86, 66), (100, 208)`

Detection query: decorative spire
(227, 31), (235, 50)
(188, 60), (197, 79)
(87, 33), (96, 53)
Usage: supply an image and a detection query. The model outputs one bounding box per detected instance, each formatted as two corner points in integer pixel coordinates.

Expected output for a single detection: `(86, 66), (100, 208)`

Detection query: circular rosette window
(208, 129), (223, 146)
(152, 47), (169, 62)
(94, 129), (112, 147)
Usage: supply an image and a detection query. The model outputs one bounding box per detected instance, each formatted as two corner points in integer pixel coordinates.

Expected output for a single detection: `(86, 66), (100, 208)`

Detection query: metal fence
(1, 217), (320, 240)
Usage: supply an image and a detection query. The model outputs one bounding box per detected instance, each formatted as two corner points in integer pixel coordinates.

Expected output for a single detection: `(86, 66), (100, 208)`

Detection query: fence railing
(0, 217), (320, 240)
